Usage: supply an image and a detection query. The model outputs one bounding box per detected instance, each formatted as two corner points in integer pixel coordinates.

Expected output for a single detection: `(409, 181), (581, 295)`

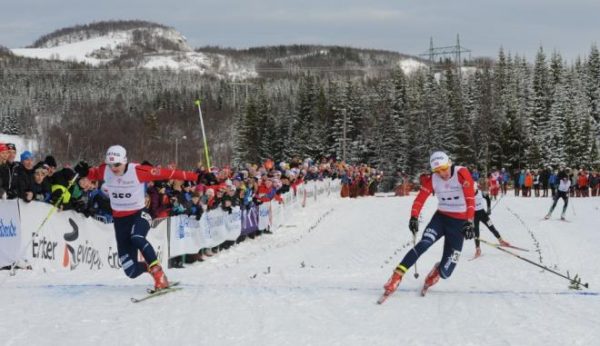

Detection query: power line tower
(419, 34), (472, 77)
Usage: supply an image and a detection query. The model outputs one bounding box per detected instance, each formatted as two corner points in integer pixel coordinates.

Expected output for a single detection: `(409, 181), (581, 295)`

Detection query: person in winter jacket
(548, 170), (558, 197)
(14, 151), (36, 202)
(545, 170), (571, 220)
(381, 151), (475, 298)
(523, 170), (533, 197)
(0, 143), (19, 199)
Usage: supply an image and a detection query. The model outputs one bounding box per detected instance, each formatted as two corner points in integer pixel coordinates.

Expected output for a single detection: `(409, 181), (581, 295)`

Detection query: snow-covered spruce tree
(343, 81), (363, 163)
(256, 86), (274, 162)
(529, 47), (553, 162)
(586, 44), (600, 134)
(547, 65), (568, 167)
(494, 48), (514, 167)
(404, 69), (430, 173)
(239, 94), (260, 164)
(444, 65), (473, 166)
(388, 69), (409, 173)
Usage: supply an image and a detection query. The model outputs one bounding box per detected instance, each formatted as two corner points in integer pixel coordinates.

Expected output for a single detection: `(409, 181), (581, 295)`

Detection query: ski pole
(490, 193), (505, 212)
(9, 173), (79, 276)
(412, 233), (419, 278)
(477, 238), (588, 289)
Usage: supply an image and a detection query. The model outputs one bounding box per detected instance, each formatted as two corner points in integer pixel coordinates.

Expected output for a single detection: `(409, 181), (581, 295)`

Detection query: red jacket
(410, 166), (475, 221)
(87, 163), (198, 218)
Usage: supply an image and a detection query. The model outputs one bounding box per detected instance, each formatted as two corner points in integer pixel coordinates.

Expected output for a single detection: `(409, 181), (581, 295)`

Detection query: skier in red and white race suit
(74, 145), (198, 289)
(383, 151), (476, 296)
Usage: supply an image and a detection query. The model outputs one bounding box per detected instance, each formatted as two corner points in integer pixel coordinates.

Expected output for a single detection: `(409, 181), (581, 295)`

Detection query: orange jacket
(524, 174), (533, 187)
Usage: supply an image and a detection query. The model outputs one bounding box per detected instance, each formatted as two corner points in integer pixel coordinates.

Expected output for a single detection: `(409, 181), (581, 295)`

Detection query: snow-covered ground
(11, 33), (132, 66)
(1, 194), (599, 345)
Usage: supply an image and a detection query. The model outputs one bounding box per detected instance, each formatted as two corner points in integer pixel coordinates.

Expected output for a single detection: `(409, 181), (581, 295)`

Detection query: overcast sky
(1, 0), (598, 61)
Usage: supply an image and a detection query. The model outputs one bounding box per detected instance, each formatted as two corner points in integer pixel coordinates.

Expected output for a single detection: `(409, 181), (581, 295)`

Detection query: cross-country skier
(472, 179), (510, 259)
(74, 145), (198, 290)
(545, 170), (570, 220)
(382, 151), (475, 297)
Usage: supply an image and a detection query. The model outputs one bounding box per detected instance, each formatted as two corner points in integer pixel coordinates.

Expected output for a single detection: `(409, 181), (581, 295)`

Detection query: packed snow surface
(1, 194), (599, 345)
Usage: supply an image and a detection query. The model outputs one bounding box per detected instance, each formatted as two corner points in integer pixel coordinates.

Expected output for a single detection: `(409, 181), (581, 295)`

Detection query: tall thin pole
(342, 109), (347, 163)
(195, 99), (211, 169)
(175, 138), (179, 167)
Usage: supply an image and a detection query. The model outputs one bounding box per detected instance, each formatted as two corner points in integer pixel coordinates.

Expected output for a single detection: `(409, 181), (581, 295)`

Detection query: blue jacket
(518, 173), (525, 187)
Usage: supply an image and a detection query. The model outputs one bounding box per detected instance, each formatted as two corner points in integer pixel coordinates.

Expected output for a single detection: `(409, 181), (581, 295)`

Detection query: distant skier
(472, 179), (510, 259)
(545, 170), (570, 220)
(74, 145), (198, 290)
(381, 151), (475, 299)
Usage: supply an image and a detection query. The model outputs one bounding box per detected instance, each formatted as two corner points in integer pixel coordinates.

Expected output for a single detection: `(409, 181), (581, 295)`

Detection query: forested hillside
(2, 21), (599, 186)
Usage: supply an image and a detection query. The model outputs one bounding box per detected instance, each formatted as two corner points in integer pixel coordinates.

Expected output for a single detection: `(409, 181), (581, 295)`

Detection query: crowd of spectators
(469, 166), (600, 199)
(1, 142), (381, 267)
(339, 164), (383, 198)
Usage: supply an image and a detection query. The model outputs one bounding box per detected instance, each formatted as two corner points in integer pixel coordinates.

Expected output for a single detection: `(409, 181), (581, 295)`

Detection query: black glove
(486, 208), (491, 215)
(408, 217), (419, 235)
(74, 161), (89, 178)
(462, 221), (475, 239)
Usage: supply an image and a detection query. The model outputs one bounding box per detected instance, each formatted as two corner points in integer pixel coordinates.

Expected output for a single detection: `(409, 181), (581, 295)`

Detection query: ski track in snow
(1, 195), (599, 346)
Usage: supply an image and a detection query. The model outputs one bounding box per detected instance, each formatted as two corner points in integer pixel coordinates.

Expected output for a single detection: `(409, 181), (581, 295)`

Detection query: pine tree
(530, 47), (552, 161)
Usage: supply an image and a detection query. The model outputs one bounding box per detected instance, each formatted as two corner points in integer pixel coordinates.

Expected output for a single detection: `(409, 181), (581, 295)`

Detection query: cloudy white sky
(1, 0), (598, 61)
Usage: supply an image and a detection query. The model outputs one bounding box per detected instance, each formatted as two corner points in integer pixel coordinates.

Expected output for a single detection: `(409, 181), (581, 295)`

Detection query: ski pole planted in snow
(412, 233), (419, 279)
(478, 238), (589, 289)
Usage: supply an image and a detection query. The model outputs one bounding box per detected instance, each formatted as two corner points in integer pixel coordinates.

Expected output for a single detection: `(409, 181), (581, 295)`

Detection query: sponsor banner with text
(0, 199), (24, 267)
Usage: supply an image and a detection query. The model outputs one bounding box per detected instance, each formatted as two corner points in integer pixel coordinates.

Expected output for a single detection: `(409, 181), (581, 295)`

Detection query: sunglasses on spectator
(109, 163), (123, 168)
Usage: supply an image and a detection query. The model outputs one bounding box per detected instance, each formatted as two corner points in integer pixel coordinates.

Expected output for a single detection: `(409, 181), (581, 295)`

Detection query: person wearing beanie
(0, 143), (8, 165)
(15, 151), (36, 202)
(44, 155), (57, 169)
(0, 143), (20, 199)
(5, 143), (16, 162)
(20, 151), (33, 162)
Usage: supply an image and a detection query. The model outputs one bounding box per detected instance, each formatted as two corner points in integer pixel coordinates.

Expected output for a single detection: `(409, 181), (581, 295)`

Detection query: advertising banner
(18, 201), (168, 272)
(0, 200), (23, 267)
(169, 207), (242, 258)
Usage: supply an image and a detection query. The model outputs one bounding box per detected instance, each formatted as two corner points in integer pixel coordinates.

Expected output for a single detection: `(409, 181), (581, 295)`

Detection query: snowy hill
(10, 20), (256, 79)
(9, 21), (426, 79)
(1, 194), (598, 345)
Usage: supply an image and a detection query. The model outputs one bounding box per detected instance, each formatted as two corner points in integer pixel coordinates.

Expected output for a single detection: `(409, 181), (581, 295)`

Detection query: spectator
(540, 167), (550, 197)
(29, 166), (51, 202)
(0, 143), (20, 199)
(533, 170), (540, 197)
(590, 171), (600, 197)
(549, 169), (558, 197)
(49, 167), (78, 210)
(523, 170), (533, 197)
(15, 150), (36, 202)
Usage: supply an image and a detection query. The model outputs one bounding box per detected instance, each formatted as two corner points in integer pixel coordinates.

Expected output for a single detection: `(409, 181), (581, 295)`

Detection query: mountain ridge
(10, 20), (427, 78)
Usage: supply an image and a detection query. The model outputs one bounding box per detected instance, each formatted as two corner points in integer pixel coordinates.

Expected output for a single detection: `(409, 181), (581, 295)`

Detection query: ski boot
(149, 263), (169, 290)
(498, 238), (511, 247)
(421, 262), (440, 296)
(544, 213), (551, 220)
(383, 271), (404, 294)
(378, 271), (404, 304)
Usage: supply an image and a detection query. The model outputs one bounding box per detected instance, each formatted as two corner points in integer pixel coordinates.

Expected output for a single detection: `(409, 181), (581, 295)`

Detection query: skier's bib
(102, 163), (146, 212)
(474, 190), (485, 211)
(432, 166), (467, 213)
